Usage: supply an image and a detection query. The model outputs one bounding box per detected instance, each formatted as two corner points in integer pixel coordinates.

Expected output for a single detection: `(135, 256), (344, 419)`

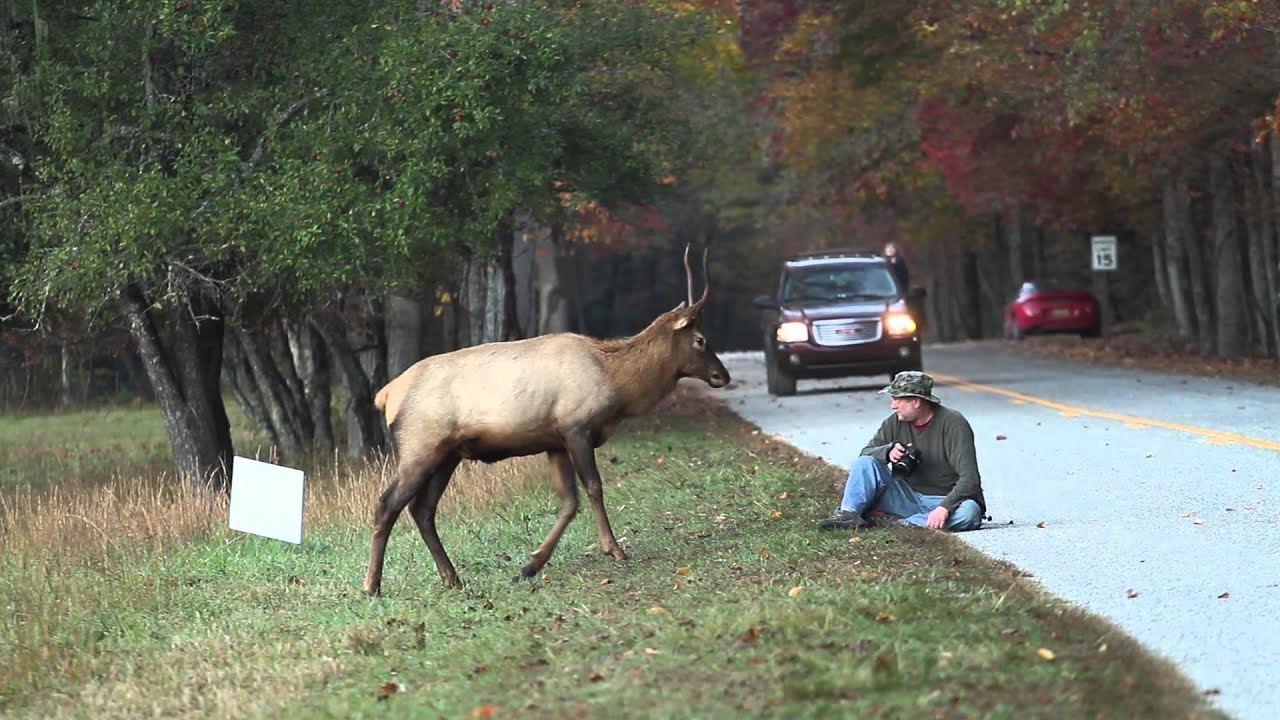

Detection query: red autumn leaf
(996, 434), (1008, 440)
(375, 681), (400, 700)
(472, 705), (498, 718)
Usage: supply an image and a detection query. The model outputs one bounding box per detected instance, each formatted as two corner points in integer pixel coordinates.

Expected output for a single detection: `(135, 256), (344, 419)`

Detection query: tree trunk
(1176, 173), (1215, 353)
(120, 285), (232, 492)
(1005, 204), (1025, 287)
(1150, 230), (1172, 324)
(1210, 151), (1248, 357)
(535, 225), (571, 334)
(313, 309), (386, 458)
(223, 344), (283, 452)
(385, 294), (424, 379)
(1268, 134), (1280, 356)
(1247, 141), (1275, 356)
(59, 341), (74, 407)
(232, 325), (306, 460)
(1162, 178), (1197, 339)
(286, 319), (334, 453)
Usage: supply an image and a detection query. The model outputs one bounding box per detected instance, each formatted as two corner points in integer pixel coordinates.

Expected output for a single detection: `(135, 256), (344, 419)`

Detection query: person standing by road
(816, 371), (986, 531)
(883, 241), (910, 290)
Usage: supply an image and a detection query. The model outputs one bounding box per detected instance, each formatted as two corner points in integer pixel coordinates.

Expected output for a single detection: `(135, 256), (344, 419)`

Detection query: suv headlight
(884, 311), (917, 336)
(775, 322), (808, 343)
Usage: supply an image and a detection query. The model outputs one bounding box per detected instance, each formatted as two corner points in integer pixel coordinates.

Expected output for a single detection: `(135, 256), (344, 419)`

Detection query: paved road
(707, 342), (1280, 720)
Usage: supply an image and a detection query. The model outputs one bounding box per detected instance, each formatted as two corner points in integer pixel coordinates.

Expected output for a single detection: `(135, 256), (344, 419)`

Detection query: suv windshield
(782, 264), (899, 302)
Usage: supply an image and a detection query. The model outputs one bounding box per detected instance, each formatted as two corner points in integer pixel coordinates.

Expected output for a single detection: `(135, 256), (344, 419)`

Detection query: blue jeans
(840, 456), (982, 531)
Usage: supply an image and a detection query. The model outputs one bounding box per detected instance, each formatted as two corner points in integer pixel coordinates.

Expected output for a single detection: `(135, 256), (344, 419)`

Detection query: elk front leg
(565, 435), (627, 564)
(520, 450), (579, 579)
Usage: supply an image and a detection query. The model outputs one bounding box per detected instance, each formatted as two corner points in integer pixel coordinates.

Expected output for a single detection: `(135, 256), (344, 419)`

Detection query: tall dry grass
(0, 450), (550, 563)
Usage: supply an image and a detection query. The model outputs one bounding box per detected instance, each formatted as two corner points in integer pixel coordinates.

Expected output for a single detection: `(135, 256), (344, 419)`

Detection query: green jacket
(859, 404), (987, 514)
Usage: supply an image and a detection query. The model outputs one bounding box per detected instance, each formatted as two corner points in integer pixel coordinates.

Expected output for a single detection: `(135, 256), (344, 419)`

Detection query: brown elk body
(362, 248), (730, 596)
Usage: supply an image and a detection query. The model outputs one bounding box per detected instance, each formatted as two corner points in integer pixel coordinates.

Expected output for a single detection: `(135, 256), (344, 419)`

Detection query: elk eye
(694, 334), (706, 349)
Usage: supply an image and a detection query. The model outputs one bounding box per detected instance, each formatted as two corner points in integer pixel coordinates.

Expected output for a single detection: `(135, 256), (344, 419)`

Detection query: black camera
(890, 446), (922, 476)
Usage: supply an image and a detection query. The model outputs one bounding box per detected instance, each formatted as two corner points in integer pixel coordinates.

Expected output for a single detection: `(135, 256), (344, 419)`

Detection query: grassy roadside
(0, 393), (1226, 719)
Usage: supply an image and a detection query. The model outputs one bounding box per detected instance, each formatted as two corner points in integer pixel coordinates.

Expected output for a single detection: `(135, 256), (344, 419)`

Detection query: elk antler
(683, 244), (695, 306)
(697, 248), (709, 306)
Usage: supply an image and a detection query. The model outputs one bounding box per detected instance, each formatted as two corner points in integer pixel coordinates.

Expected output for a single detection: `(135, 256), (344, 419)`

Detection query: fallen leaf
(774, 491), (794, 500)
(1218, 592), (1230, 599)
(472, 664), (488, 674)
(1036, 648), (1056, 661)
(769, 510), (783, 519)
(676, 566), (691, 576)
(375, 681), (400, 700)
(1000, 628), (1018, 636)
(1182, 511), (1197, 517)
(860, 570), (878, 579)
(740, 627), (759, 643)
(472, 705), (497, 718)
(647, 606), (668, 615)
(996, 434), (1008, 440)
(1126, 589), (1139, 599)
(848, 535), (862, 543)
(655, 456), (665, 465)
(588, 673), (605, 683)
(598, 578), (612, 586)
(759, 547), (770, 560)
(1193, 518), (1205, 525)
(1035, 521), (1047, 529)
(672, 581), (686, 590)
(875, 611), (895, 623)
(496, 552), (512, 561)
(643, 647), (660, 655)
(788, 585), (805, 597)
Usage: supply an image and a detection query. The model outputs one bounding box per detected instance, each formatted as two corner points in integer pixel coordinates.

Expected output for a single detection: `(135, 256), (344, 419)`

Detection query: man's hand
(888, 443), (907, 463)
(925, 505), (950, 529)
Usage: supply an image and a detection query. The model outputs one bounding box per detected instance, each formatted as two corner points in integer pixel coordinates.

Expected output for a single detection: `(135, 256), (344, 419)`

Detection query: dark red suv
(753, 249), (925, 396)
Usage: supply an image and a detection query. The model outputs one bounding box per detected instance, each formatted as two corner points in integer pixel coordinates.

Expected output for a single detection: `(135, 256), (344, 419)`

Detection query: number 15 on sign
(1091, 235), (1117, 271)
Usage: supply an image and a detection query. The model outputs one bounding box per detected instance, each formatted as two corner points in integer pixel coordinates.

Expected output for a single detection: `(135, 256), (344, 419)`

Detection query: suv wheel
(765, 352), (797, 396)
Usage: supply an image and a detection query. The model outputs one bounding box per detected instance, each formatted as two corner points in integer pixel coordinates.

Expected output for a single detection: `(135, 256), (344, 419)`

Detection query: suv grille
(812, 318), (882, 346)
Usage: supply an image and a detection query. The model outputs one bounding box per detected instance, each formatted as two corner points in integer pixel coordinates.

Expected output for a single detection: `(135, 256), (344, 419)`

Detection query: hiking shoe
(816, 509), (868, 530)
(863, 510), (906, 528)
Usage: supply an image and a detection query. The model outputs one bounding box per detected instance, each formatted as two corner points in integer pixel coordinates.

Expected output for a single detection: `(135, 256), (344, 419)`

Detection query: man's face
(890, 395), (924, 422)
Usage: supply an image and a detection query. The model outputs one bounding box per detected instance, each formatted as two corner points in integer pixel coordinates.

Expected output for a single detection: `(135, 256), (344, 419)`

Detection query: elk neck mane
(590, 314), (682, 416)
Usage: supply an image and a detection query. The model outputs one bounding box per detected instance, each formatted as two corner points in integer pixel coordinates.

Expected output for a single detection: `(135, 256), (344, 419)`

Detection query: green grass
(0, 400), (1225, 719)
(0, 404), (173, 491)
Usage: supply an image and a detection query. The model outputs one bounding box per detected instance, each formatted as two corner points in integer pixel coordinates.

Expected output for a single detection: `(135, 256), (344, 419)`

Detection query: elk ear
(672, 314), (691, 330)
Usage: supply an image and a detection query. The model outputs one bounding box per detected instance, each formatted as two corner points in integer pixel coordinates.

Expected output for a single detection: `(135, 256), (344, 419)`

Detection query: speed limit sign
(1091, 235), (1117, 271)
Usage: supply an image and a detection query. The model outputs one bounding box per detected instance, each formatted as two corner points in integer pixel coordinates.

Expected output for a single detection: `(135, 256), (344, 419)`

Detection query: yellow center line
(930, 372), (1280, 451)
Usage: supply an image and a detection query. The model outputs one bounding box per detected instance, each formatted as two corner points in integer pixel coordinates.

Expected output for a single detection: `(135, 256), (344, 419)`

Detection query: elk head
(666, 245), (730, 389)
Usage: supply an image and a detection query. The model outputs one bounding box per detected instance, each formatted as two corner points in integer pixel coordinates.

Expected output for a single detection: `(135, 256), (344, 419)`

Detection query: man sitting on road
(817, 371), (986, 532)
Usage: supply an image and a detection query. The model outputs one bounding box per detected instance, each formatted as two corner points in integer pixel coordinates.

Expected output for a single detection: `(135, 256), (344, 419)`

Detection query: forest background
(2, 0), (1278, 487)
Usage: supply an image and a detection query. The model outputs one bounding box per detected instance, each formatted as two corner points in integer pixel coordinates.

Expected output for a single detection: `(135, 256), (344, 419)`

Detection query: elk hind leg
(363, 447), (444, 597)
(520, 450), (579, 579)
(407, 454), (462, 588)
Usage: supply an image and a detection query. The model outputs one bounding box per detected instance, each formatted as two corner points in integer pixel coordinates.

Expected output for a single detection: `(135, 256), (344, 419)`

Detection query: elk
(363, 246), (730, 596)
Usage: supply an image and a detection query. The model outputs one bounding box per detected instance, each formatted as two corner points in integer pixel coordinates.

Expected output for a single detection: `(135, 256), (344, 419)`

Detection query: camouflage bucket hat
(879, 371), (942, 404)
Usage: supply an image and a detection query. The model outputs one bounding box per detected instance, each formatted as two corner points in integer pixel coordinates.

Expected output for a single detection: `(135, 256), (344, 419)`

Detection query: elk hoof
(605, 546), (628, 563)
(519, 561), (541, 579)
(363, 585), (382, 598)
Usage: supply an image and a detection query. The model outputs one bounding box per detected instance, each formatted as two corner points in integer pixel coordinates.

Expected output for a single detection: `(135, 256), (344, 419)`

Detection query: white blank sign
(229, 456), (306, 544)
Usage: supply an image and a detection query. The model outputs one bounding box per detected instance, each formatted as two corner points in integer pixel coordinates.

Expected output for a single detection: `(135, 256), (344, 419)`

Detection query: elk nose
(708, 369), (730, 388)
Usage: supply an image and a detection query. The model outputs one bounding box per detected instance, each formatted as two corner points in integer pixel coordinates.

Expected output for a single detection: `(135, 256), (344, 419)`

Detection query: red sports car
(1003, 280), (1101, 339)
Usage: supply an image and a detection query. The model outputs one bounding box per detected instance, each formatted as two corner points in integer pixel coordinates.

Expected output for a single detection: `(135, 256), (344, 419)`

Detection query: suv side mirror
(907, 287), (927, 300)
(753, 294), (780, 310)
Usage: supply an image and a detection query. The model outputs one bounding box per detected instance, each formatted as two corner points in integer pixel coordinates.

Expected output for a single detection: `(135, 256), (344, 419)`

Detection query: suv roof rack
(787, 247), (881, 261)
